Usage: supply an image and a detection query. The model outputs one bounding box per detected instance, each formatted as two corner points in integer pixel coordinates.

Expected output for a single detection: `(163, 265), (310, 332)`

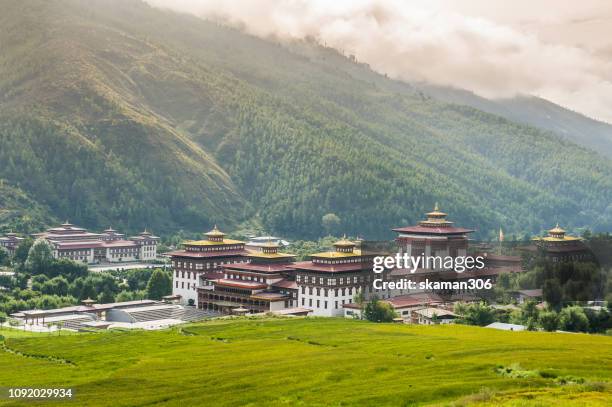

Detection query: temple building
(168, 226), (249, 304)
(32, 222), (159, 264)
(0, 232), (24, 256)
(389, 205), (522, 299)
(392, 204), (474, 270)
(292, 237), (377, 317)
(532, 224), (592, 263)
(198, 240), (298, 313)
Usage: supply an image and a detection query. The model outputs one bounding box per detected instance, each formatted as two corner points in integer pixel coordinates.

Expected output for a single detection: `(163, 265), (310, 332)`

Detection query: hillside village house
(0, 232), (24, 256)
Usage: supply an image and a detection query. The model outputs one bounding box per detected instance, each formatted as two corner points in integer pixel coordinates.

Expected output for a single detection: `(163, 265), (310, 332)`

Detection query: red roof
(292, 261), (365, 273)
(167, 249), (248, 259)
(102, 241), (139, 248)
(272, 279), (298, 289)
(56, 242), (103, 250)
(200, 272), (224, 280)
(390, 266), (521, 279)
(439, 267), (522, 279)
(214, 279), (267, 289)
(224, 263), (294, 273)
(393, 226), (474, 235)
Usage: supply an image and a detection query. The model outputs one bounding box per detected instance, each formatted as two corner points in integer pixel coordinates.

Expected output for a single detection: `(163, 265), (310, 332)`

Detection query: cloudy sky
(147, 0), (612, 123)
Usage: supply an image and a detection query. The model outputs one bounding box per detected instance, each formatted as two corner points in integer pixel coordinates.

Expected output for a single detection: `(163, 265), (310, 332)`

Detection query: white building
(33, 222), (159, 264)
(293, 237), (376, 317)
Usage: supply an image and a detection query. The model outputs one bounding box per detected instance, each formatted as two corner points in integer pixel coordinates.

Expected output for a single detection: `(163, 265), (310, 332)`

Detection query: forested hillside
(0, 0), (611, 239)
(418, 84), (612, 159)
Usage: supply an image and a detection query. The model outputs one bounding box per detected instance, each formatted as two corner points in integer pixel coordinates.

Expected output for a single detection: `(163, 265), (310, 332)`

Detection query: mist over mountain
(0, 0), (611, 239)
(147, 0), (612, 124)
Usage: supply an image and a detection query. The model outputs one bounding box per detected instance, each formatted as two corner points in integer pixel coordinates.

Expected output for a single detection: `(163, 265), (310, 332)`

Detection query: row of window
(301, 286), (358, 297)
(301, 297), (353, 309)
(225, 273), (267, 283)
(187, 245), (243, 252)
(176, 281), (196, 290)
(312, 258), (361, 265)
(297, 275), (365, 285)
(173, 259), (246, 270)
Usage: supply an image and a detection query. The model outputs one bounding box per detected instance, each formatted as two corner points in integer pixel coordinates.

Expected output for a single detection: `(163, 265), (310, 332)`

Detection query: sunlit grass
(0, 318), (610, 406)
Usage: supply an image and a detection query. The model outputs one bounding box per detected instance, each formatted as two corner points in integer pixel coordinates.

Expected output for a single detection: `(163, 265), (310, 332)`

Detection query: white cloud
(147, 0), (612, 123)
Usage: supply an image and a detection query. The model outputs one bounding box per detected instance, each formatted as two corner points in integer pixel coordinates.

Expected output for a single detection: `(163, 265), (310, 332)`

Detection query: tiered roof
(186, 225), (244, 246)
(534, 223), (580, 242)
(168, 225), (247, 259)
(247, 239), (295, 261)
(393, 204), (474, 235)
(294, 236), (366, 273)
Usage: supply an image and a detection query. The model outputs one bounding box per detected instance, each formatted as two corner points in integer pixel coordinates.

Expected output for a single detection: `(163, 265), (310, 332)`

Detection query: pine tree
(145, 269), (172, 300)
(25, 238), (54, 275)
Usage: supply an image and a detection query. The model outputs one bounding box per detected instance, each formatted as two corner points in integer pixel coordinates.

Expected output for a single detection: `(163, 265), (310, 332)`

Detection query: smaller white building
(412, 308), (457, 325)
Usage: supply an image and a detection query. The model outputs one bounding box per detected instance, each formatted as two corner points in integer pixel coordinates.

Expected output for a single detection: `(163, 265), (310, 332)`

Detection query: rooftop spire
(205, 224), (225, 241)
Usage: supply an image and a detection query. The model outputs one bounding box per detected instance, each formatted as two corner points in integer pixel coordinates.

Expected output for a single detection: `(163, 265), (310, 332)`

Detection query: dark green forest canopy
(0, 0), (611, 240)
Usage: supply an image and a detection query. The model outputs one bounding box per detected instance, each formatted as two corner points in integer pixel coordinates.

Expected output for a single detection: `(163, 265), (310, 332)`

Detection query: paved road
(89, 262), (168, 272)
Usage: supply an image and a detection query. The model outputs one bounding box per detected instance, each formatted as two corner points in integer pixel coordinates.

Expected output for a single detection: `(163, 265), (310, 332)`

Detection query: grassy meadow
(0, 318), (610, 406)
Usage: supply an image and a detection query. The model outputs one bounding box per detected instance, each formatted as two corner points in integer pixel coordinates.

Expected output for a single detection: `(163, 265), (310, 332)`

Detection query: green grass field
(0, 318), (610, 406)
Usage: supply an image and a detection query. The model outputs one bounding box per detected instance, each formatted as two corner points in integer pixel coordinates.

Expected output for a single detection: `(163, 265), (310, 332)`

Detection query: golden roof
(334, 235), (355, 247)
(548, 223), (565, 234)
(247, 250), (295, 259)
(532, 223), (581, 242)
(426, 202), (447, 217)
(537, 236), (581, 242)
(205, 225), (225, 237)
(312, 249), (362, 259)
(260, 239), (280, 248)
(186, 238), (244, 246)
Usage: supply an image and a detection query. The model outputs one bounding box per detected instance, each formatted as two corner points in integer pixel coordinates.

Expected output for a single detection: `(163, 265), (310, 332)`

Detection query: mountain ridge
(416, 84), (612, 159)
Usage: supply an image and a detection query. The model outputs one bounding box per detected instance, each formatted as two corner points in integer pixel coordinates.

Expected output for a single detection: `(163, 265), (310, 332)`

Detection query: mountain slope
(0, 0), (247, 233)
(0, 0), (611, 239)
(418, 84), (612, 159)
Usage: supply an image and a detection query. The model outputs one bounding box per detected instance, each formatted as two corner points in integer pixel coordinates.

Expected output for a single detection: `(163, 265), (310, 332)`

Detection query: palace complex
(169, 205), (534, 316)
(0, 222), (159, 264)
(2, 205), (596, 321)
